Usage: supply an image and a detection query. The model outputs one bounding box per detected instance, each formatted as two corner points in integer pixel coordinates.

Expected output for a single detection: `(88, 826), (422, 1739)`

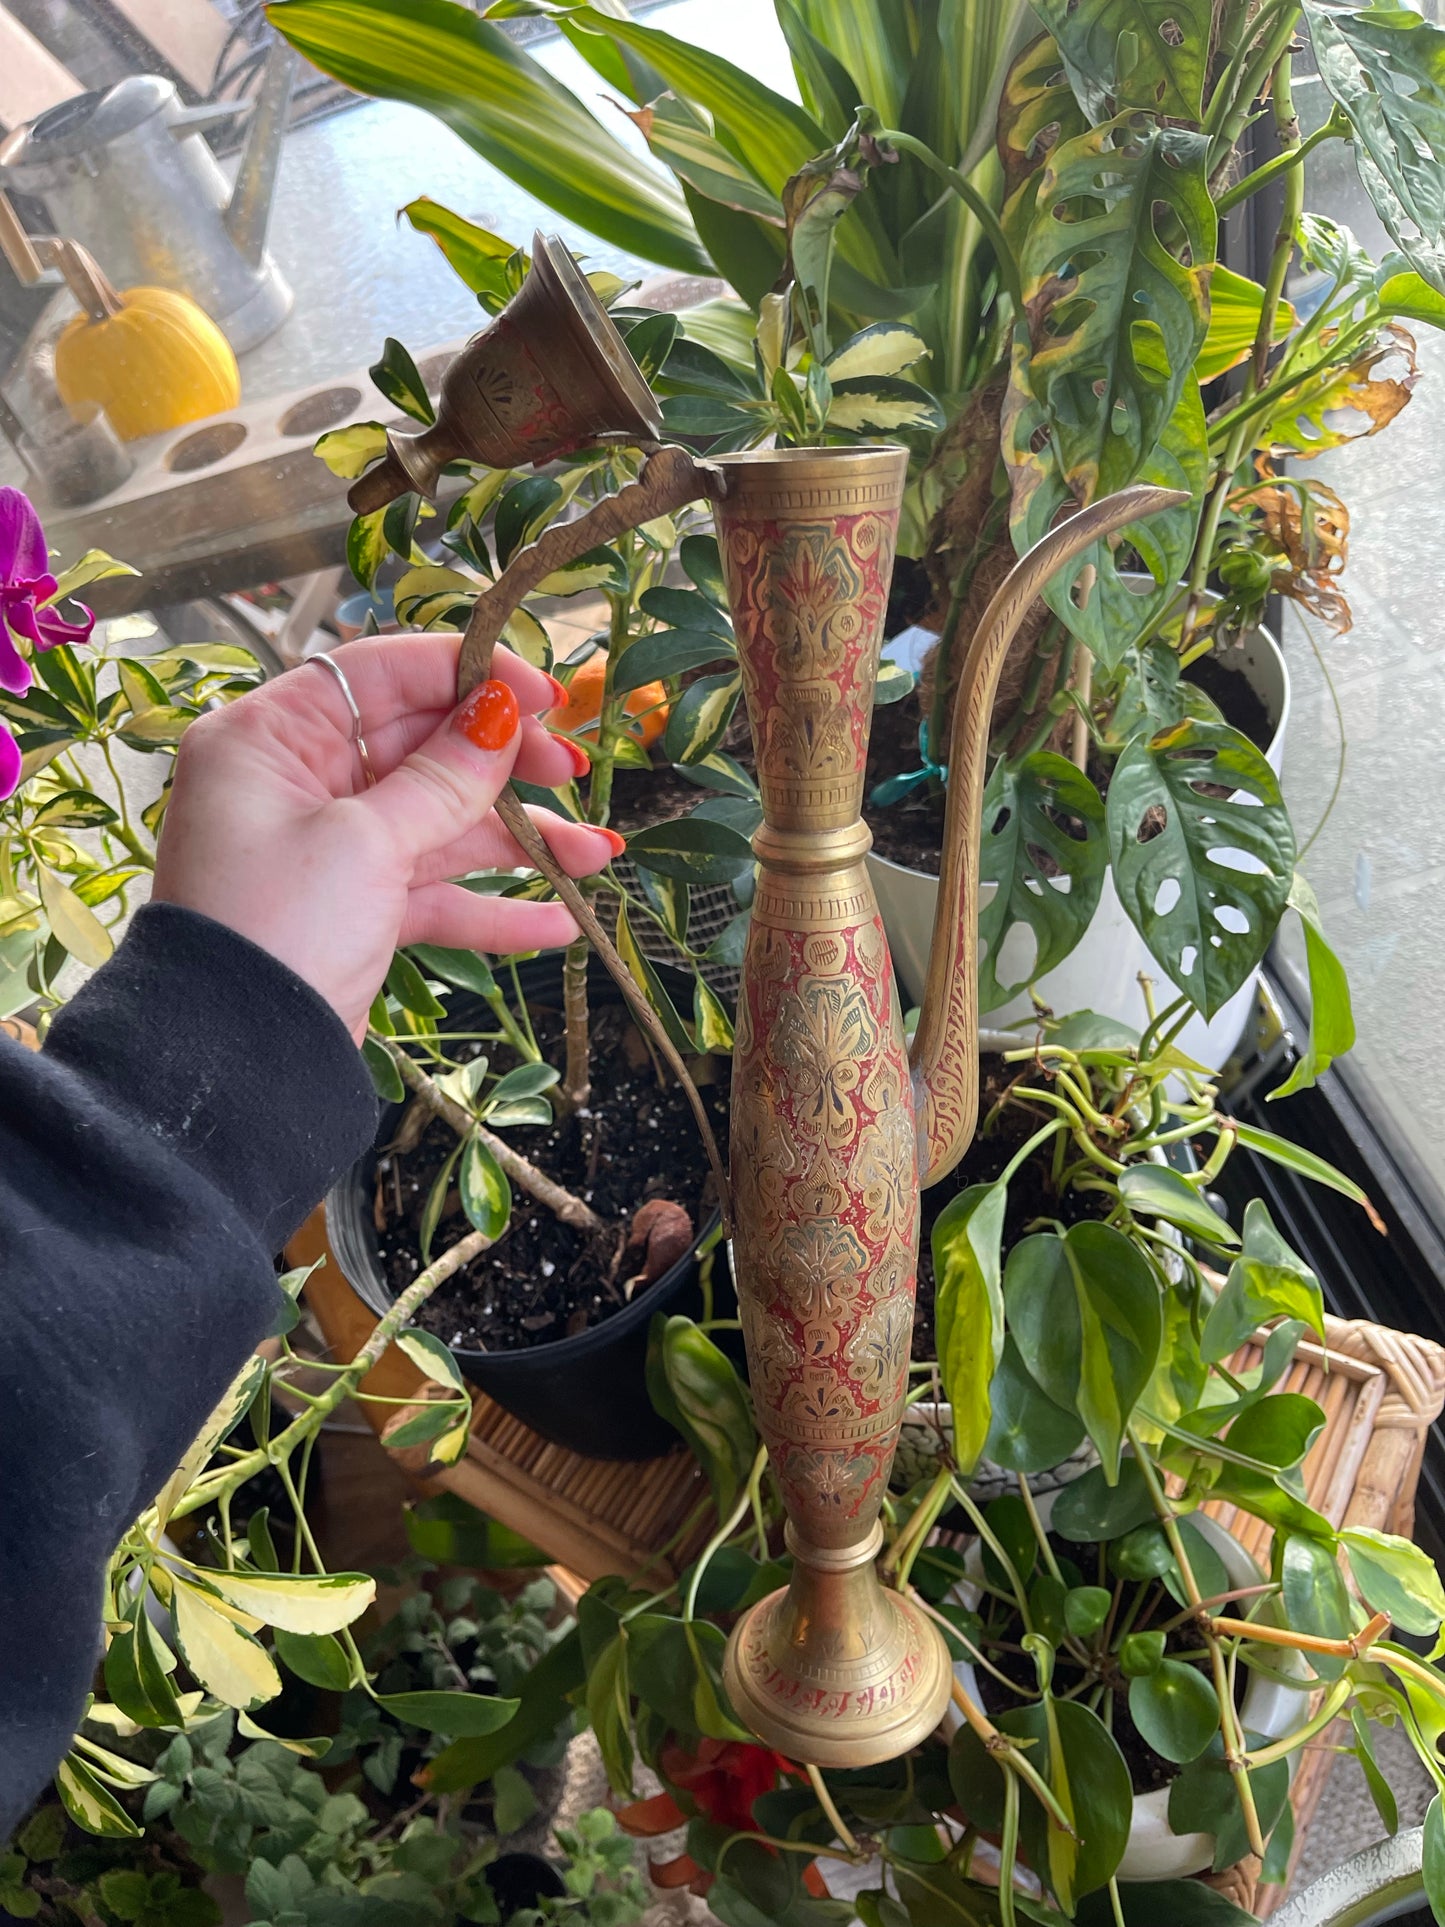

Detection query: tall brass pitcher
(708, 448), (950, 1761)
(366, 247), (1185, 1767)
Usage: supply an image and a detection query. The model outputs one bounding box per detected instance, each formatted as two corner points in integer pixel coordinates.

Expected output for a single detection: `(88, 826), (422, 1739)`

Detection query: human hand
(152, 632), (617, 1041)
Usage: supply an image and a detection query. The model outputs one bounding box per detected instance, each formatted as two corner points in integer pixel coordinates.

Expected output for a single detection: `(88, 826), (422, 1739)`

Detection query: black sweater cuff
(44, 902), (378, 1253)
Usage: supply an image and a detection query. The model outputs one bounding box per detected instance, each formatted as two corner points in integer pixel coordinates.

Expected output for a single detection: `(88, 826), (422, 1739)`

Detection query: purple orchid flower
(0, 487), (95, 800)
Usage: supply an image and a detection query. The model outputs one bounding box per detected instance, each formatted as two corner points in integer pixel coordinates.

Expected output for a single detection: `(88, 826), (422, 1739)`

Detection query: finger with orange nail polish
(554, 734), (591, 777)
(454, 679), (520, 752)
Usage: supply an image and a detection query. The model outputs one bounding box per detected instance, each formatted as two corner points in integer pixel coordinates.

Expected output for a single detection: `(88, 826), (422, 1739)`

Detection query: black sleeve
(0, 903), (378, 1841)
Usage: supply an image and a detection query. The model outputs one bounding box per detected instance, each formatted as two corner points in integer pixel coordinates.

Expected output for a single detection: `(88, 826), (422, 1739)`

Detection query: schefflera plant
(53, 1252), (523, 1843)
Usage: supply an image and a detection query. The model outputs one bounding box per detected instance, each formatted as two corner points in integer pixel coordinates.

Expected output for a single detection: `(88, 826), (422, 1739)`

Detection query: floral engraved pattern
(846, 1298), (914, 1406)
(764, 524), (868, 670)
(852, 1109), (915, 1244)
(772, 1221), (867, 1324)
(771, 977), (877, 1150)
(720, 466), (922, 1578)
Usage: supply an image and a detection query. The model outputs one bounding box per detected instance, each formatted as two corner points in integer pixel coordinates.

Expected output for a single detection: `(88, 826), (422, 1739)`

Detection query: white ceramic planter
(946, 1488), (1310, 1882)
(868, 623), (1291, 1075)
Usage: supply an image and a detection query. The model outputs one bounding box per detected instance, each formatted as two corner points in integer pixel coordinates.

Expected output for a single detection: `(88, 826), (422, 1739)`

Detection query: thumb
(358, 678), (521, 863)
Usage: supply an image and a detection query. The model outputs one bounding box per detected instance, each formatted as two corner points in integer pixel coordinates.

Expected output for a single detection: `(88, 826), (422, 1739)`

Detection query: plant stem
(682, 1449), (766, 1621)
(999, 1770), (1020, 1927)
(805, 1764), (860, 1856)
(1244, 1677), (1353, 1769)
(380, 1038), (602, 1233)
(165, 1226), (493, 1523)
(872, 129), (1022, 314)
(1069, 648), (1092, 773)
(947, 1675), (1077, 1838)
(1132, 1434), (1264, 1859)
(560, 936), (592, 1113)
(1208, 1609), (1390, 1656)
(492, 787), (732, 1233)
(1215, 108), (1346, 214)
(889, 1465), (954, 1593)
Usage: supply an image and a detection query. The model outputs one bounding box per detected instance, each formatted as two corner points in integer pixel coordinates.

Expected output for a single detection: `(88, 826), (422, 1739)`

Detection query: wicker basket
(1198, 1313), (1445, 1917)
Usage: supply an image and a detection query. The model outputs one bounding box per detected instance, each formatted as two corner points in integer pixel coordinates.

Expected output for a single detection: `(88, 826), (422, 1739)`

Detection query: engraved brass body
(357, 245), (1186, 1767)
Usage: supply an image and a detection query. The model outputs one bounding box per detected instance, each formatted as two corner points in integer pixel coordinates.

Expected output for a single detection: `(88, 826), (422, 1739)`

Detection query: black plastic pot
(326, 956), (731, 1461)
(484, 1853), (567, 1916)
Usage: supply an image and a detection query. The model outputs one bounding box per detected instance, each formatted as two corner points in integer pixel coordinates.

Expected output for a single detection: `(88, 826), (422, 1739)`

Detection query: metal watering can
(356, 237), (1184, 1765)
(0, 38), (295, 352)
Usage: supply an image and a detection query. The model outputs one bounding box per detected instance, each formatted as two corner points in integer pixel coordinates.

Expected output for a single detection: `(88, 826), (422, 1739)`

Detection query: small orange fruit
(546, 649), (669, 750)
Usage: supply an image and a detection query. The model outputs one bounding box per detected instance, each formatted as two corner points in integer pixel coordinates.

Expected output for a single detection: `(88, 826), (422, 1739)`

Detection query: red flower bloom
(617, 1737), (824, 1898)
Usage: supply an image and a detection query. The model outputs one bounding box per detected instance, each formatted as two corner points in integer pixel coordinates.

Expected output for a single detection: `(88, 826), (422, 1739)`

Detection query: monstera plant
(268, 0), (1445, 1078)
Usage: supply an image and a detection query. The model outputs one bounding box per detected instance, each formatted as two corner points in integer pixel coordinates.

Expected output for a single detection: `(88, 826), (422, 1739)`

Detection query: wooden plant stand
(289, 1212), (1445, 1914)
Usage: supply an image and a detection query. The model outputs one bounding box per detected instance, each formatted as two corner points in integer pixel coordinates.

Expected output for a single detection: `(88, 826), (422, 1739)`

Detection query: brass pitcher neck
(712, 445), (910, 834)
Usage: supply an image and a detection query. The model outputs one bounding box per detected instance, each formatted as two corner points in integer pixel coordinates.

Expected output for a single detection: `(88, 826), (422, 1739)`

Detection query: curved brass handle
(449, 442), (733, 1228)
(909, 483), (1191, 1187)
(456, 444), (711, 693)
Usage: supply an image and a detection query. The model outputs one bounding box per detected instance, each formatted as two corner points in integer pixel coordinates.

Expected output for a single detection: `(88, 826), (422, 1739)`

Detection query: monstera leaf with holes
(1030, 0), (1217, 123)
(1105, 720), (1295, 1020)
(978, 751), (1108, 1011)
(1304, 0), (1445, 294)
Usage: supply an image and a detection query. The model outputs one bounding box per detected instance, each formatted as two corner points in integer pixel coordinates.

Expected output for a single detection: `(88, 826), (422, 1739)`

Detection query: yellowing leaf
(171, 1582), (281, 1709)
(38, 865), (112, 969)
(1197, 265), (1296, 381)
(199, 1568), (376, 1636)
(315, 421), (390, 478)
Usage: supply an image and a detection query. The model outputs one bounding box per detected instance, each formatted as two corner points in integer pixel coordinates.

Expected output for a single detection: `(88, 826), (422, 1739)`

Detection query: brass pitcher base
(722, 1526), (952, 1768)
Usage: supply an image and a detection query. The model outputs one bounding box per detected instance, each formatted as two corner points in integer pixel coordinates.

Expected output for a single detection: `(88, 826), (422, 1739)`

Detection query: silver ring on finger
(310, 650), (378, 789)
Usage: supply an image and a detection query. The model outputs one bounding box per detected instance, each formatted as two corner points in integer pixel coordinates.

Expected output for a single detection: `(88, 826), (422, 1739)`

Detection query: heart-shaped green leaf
(1129, 1659), (1219, 1764)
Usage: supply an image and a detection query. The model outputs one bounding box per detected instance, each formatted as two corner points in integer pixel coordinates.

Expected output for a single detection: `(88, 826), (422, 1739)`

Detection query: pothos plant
(407, 1003), (1445, 1927)
(273, 0), (1445, 1086)
(0, 487), (263, 1022)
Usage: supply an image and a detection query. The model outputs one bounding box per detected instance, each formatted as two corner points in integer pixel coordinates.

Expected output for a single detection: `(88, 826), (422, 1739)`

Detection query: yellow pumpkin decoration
(52, 249), (240, 443)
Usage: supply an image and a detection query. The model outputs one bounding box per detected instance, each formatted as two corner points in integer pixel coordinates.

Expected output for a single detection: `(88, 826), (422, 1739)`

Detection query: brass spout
(909, 484), (1191, 1185)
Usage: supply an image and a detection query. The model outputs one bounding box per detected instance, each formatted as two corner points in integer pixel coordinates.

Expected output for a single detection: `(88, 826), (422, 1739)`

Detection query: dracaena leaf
(268, 0), (707, 274)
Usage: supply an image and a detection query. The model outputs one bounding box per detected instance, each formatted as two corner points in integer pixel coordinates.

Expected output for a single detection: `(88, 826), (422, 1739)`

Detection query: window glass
(1277, 16), (1445, 1193)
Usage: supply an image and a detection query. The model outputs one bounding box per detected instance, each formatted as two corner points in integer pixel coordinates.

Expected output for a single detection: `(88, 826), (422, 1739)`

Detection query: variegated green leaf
(1031, 0), (1215, 122)
(268, 0), (706, 273)
(826, 321), (929, 380)
(827, 376), (945, 433)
